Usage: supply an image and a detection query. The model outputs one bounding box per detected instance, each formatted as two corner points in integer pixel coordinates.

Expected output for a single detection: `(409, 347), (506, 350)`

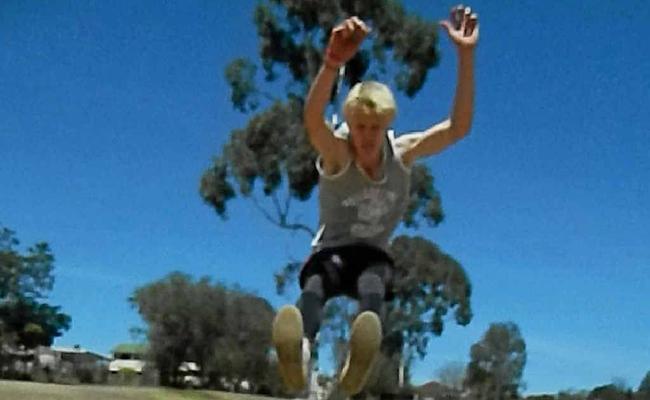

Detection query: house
(39, 345), (111, 370)
(1, 344), (37, 377)
(0, 344), (110, 383)
(108, 343), (203, 387)
(36, 345), (111, 383)
(108, 343), (147, 374)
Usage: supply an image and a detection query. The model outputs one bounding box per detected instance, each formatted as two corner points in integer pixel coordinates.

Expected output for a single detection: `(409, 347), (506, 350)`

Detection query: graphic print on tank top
(341, 186), (398, 239)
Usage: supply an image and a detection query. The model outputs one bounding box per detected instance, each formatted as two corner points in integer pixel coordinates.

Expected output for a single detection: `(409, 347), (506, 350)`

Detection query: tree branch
(283, 192), (291, 217)
(251, 194), (315, 237)
(251, 195), (282, 227)
(272, 192), (284, 221)
(282, 222), (315, 237)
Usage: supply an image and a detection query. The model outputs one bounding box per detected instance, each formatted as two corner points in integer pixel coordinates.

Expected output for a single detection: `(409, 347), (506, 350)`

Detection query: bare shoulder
(393, 131), (425, 166)
(396, 119), (463, 164)
(305, 119), (351, 174)
(319, 136), (351, 176)
(393, 131), (424, 150)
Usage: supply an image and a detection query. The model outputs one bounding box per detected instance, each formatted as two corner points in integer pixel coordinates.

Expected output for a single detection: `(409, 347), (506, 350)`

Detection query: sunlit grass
(0, 380), (278, 400)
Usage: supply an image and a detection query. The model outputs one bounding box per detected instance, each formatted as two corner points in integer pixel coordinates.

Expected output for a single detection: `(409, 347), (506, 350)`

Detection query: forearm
(449, 49), (475, 135)
(304, 64), (339, 126)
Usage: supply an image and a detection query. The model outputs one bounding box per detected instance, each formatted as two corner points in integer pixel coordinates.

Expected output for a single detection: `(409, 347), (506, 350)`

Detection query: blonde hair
(343, 81), (396, 124)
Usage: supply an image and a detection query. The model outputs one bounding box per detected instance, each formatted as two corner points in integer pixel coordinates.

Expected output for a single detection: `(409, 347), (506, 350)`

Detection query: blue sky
(1, 0), (649, 394)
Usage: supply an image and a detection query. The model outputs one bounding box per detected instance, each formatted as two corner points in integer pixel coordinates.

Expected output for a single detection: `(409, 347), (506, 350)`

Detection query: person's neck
(354, 147), (383, 180)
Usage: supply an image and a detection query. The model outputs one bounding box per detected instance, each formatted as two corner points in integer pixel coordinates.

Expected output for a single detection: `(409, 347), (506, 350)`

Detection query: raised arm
(399, 6), (480, 166)
(303, 64), (347, 174)
(304, 17), (370, 175)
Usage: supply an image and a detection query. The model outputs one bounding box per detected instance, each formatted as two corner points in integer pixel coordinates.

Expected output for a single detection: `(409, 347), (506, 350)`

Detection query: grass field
(0, 380), (279, 400)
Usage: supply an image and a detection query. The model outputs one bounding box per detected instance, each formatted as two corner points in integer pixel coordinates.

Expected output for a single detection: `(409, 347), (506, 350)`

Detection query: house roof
(111, 343), (148, 355)
(50, 345), (111, 360)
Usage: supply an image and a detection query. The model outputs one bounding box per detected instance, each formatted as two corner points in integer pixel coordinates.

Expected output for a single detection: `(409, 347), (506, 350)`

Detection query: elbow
(449, 120), (472, 140)
(450, 105), (474, 137)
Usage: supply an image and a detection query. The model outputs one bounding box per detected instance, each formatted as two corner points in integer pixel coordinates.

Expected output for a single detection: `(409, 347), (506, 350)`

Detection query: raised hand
(324, 16), (371, 69)
(440, 5), (479, 49)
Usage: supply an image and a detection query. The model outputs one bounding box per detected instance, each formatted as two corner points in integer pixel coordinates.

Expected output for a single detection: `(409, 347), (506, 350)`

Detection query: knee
(303, 274), (325, 296)
(357, 272), (385, 297)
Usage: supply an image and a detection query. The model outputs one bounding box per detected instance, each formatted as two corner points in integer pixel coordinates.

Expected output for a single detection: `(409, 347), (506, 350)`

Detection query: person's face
(347, 109), (387, 157)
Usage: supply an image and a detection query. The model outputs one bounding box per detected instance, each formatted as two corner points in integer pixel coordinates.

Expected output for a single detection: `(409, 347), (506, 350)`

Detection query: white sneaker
(339, 311), (382, 395)
(272, 305), (309, 392)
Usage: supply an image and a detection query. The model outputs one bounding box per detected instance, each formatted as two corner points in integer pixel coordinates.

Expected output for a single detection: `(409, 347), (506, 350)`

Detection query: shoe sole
(339, 311), (382, 395)
(272, 305), (306, 392)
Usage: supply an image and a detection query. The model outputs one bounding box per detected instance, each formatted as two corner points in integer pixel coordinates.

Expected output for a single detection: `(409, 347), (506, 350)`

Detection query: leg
(357, 264), (389, 318)
(273, 274), (327, 393)
(339, 263), (390, 395)
(297, 274), (326, 341)
(272, 304), (307, 393)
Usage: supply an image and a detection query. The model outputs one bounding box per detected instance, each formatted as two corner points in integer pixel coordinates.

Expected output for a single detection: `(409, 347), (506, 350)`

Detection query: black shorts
(299, 243), (396, 301)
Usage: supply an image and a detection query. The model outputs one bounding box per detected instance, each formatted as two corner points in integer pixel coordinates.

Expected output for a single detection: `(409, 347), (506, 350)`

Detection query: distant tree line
(430, 322), (650, 400)
(522, 377), (650, 400)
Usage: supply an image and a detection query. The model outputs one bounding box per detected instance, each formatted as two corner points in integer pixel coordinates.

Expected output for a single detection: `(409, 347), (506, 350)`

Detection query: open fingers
(451, 5), (464, 30)
(332, 19), (353, 40)
(335, 16), (368, 44)
(465, 13), (478, 36)
(350, 16), (371, 35)
(333, 17), (369, 41)
(449, 5), (479, 37)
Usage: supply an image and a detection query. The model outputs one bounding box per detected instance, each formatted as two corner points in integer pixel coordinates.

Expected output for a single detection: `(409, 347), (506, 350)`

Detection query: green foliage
(465, 322), (527, 400)
(0, 226), (71, 350)
(200, 157), (236, 218)
(587, 385), (632, 400)
(0, 227), (54, 301)
(208, 292), (275, 386)
(404, 164), (444, 228)
(130, 272), (275, 389)
(558, 389), (589, 400)
(112, 343), (148, 356)
(251, 0), (440, 95)
(0, 299), (71, 348)
(200, 100), (320, 223)
(131, 272), (224, 386)
(226, 58), (260, 113)
(390, 236), (472, 331)
(527, 395), (556, 400)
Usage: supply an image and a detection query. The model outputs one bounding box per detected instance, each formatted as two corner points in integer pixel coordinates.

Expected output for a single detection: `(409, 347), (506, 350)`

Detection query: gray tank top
(312, 130), (411, 251)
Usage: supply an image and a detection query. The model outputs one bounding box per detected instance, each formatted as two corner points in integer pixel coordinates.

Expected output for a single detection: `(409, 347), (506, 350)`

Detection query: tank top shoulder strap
(385, 129), (398, 158)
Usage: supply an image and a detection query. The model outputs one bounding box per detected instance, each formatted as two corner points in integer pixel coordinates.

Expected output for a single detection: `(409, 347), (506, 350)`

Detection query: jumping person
(272, 5), (479, 395)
